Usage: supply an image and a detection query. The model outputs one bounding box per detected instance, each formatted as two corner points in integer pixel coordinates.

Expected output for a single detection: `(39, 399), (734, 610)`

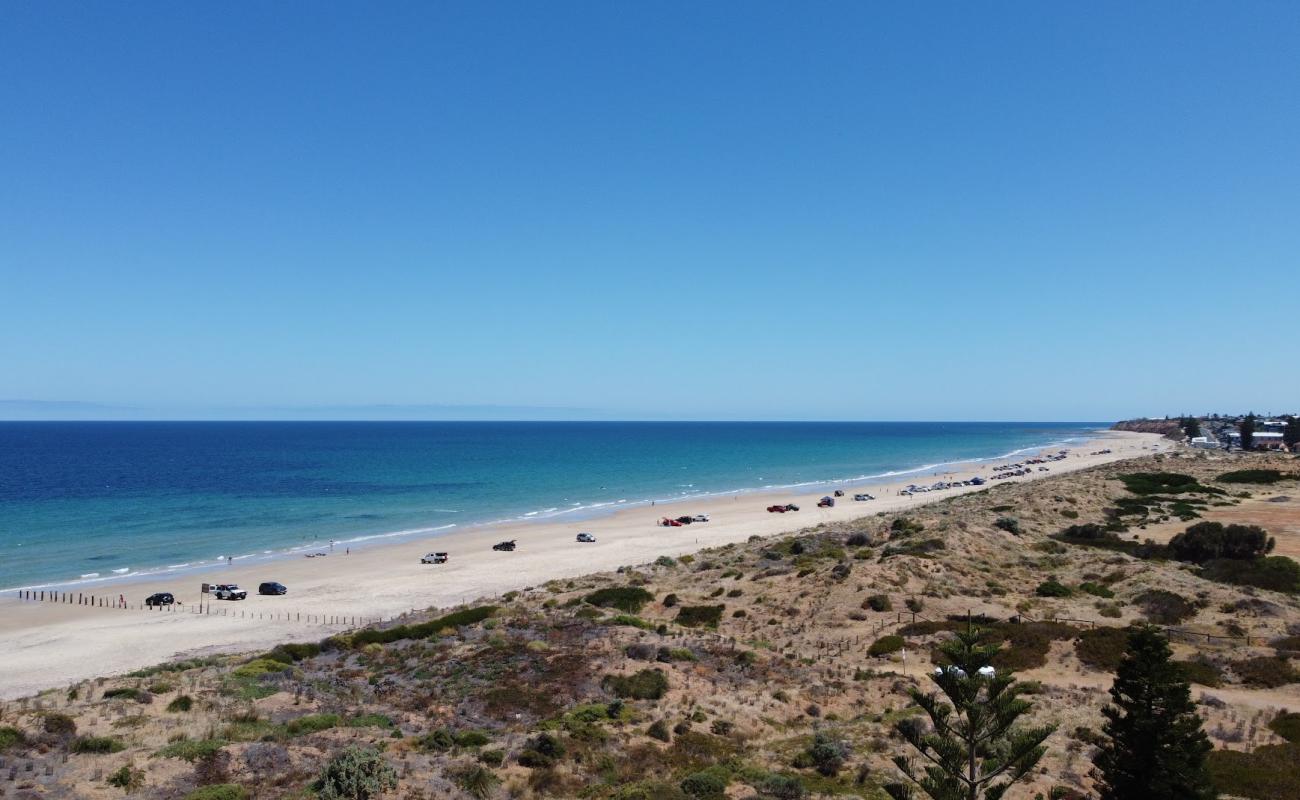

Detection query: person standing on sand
(119, 593), (124, 607)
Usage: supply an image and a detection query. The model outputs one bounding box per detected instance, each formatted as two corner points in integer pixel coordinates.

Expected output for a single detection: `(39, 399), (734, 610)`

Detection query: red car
(659, 517), (684, 527)
(767, 505), (788, 513)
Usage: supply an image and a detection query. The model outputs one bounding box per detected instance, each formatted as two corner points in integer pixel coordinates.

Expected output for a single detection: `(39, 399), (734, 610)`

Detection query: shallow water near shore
(0, 421), (1104, 590)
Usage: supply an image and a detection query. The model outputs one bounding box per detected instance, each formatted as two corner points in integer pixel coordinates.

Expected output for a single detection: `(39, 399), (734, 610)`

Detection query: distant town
(1116, 413), (1300, 452)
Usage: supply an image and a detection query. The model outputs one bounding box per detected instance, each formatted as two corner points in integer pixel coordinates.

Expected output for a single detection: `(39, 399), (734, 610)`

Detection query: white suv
(213, 584), (247, 601)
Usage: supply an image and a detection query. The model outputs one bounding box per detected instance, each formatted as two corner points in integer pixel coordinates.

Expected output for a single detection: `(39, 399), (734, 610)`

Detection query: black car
(492, 540), (517, 551)
(145, 592), (175, 607)
(258, 582), (287, 595)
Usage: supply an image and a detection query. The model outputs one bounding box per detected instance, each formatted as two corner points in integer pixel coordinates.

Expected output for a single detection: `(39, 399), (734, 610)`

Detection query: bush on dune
(585, 586), (655, 614)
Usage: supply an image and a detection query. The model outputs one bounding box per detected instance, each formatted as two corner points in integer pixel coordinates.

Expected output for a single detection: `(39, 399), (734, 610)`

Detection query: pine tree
(1283, 415), (1300, 450)
(1239, 414), (1256, 450)
(1093, 626), (1216, 800)
(884, 626), (1055, 800)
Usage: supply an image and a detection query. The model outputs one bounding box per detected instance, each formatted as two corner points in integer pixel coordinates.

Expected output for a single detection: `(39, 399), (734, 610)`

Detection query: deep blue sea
(0, 421), (1105, 590)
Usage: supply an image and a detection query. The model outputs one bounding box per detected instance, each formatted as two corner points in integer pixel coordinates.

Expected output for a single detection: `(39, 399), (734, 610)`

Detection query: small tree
(314, 746), (398, 800)
(1181, 417), (1201, 438)
(1239, 414), (1256, 450)
(1092, 626), (1216, 800)
(884, 626), (1055, 800)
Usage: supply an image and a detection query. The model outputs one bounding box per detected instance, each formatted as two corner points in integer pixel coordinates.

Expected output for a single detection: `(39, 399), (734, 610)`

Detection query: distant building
(1227, 431), (1288, 451)
(1189, 436), (1220, 449)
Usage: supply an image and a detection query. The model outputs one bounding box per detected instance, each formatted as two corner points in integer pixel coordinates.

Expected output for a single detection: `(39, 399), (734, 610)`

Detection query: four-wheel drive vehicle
(818, 496), (835, 507)
(691, 514), (709, 523)
(145, 592), (175, 607)
(833, 490), (845, 497)
(258, 582), (287, 595)
(576, 532), (596, 543)
(767, 504), (787, 513)
(213, 584), (247, 600)
(853, 493), (874, 502)
(784, 504), (800, 512)
(421, 552), (449, 564)
(659, 517), (684, 527)
(493, 540), (517, 551)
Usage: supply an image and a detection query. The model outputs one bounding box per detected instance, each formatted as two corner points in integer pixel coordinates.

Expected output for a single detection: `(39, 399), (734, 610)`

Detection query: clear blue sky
(2, 2), (1297, 421)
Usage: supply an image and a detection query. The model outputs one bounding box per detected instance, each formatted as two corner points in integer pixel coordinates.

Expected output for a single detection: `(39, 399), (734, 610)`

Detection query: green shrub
(1169, 521), (1274, 564)
(183, 785), (247, 800)
(156, 738), (226, 762)
(166, 695), (194, 713)
(757, 774), (807, 799)
(285, 713), (339, 736)
(663, 593), (679, 607)
(261, 642), (321, 663)
(1135, 589), (1196, 624)
(453, 764), (501, 800)
(1079, 582), (1115, 598)
(479, 749), (505, 766)
(868, 635), (905, 657)
(1208, 743), (1300, 799)
(42, 712), (76, 738)
(603, 668), (669, 700)
(102, 687), (149, 703)
(72, 735), (126, 754)
(1269, 712), (1300, 743)
(1217, 469), (1291, 484)
(1232, 657), (1299, 688)
(313, 746), (398, 800)
(343, 605), (498, 648)
(648, 719), (672, 742)
(1035, 578), (1072, 598)
(1203, 556), (1300, 593)
(994, 517), (1021, 535)
(585, 586), (655, 614)
(1118, 472), (1214, 496)
(1174, 659), (1223, 687)
(106, 764), (144, 792)
(0, 726), (24, 751)
(231, 659), (292, 679)
(1076, 626), (1130, 671)
(676, 605), (725, 628)
(681, 766), (729, 799)
(864, 594), (892, 612)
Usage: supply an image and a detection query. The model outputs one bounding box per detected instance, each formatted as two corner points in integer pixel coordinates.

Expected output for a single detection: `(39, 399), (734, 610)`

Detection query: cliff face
(1112, 418), (1184, 439)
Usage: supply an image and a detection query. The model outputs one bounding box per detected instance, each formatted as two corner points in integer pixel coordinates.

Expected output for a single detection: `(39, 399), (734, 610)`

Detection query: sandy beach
(0, 430), (1170, 698)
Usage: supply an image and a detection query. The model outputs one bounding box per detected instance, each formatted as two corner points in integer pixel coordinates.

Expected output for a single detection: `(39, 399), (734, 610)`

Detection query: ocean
(0, 421), (1105, 590)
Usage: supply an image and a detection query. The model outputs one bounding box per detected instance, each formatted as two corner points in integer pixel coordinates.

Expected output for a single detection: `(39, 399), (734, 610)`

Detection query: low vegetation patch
(72, 735), (126, 754)
(676, 605), (725, 628)
(343, 605), (498, 648)
(585, 586), (655, 614)
(1231, 656), (1299, 688)
(603, 668), (669, 700)
(868, 635), (905, 657)
(1208, 743), (1300, 799)
(1203, 556), (1300, 593)
(1134, 589), (1197, 624)
(1217, 469), (1292, 484)
(1269, 711), (1300, 743)
(1118, 472), (1218, 496)
(1075, 626), (1131, 671)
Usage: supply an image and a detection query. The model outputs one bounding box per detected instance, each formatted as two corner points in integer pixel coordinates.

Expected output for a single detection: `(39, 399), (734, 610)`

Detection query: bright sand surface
(0, 431), (1171, 698)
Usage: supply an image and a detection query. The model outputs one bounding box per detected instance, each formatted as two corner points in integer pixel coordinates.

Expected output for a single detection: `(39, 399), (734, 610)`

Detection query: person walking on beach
(118, 593), (124, 608)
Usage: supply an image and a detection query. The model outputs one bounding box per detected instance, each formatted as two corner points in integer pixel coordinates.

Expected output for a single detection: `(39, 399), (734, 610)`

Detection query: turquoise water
(0, 421), (1104, 590)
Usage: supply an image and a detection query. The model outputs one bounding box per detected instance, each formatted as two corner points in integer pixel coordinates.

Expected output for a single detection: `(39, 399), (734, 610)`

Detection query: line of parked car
(143, 581), (287, 607)
(658, 514), (709, 527)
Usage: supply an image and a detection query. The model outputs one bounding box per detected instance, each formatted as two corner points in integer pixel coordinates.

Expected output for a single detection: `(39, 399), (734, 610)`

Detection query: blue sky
(2, 2), (1297, 421)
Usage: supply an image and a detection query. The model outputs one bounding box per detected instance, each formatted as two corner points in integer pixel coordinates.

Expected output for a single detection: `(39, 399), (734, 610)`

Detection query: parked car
(421, 552), (449, 564)
(576, 532), (596, 543)
(258, 582), (287, 595)
(145, 592), (175, 607)
(674, 515), (694, 525)
(833, 490), (845, 497)
(969, 477), (986, 486)
(853, 493), (874, 502)
(493, 540), (517, 551)
(691, 514), (709, 523)
(659, 517), (684, 527)
(818, 496), (835, 508)
(767, 504), (788, 513)
(784, 504), (800, 512)
(213, 584), (247, 601)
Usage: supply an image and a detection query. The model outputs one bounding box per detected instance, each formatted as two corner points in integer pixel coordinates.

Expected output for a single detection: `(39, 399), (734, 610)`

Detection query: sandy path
(0, 431), (1170, 699)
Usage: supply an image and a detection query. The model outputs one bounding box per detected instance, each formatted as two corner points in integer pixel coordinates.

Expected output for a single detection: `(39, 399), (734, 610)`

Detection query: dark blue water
(0, 421), (1104, 589)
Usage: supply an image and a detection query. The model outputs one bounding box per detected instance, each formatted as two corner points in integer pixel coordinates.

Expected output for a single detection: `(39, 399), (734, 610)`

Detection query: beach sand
(0, 431), (1170, 698)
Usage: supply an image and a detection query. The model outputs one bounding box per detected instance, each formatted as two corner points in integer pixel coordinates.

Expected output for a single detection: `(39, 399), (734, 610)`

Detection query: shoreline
(4, 429), (1108, 595)
(0, 430), (1170, 698)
